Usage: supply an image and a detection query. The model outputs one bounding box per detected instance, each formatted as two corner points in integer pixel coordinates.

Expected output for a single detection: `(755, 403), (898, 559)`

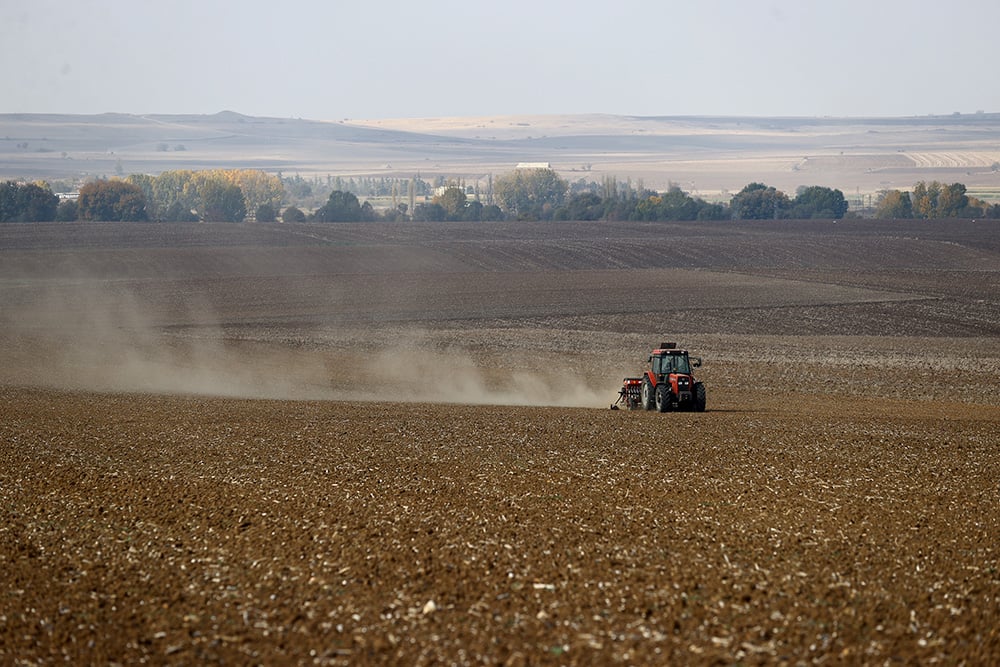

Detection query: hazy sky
(4, 0), (998, 120)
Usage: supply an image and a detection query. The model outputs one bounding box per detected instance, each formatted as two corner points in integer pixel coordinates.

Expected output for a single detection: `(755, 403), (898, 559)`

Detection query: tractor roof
(652, 342), (688, 355)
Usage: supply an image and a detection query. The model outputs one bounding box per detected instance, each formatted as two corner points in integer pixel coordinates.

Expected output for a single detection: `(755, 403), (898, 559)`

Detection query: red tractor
(615, 342), (706, 412)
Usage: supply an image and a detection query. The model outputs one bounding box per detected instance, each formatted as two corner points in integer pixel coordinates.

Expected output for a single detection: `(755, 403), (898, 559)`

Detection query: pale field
(344, 113), (1000, 197)
(3, 112), (1000, 198)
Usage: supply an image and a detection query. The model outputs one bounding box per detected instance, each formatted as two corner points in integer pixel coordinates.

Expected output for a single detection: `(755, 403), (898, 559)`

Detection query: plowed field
(2, 220), (999, 664)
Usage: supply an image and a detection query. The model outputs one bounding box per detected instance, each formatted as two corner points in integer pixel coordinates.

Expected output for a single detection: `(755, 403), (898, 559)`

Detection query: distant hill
(2, 111), (999, 197)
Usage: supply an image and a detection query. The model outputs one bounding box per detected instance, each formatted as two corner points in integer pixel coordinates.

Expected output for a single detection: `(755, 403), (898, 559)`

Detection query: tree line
(872, 181), (998, 219)
(1, 170), (283, 223)
(3, 168), (998, 223)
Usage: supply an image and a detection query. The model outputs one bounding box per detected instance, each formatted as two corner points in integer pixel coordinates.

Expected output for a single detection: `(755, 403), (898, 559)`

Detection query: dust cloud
(363, 343), (617, 409)
(0, 282), (336, 400)
(0, 283), (618, 408)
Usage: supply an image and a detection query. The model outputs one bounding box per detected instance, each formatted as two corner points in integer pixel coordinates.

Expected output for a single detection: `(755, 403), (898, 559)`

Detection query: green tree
(790, 186), (849, 219)
(382, 203), (409, 222)
(433, 186), (467, 220)
(663, 186), (702, 220)
(936, 182), (969, 217)
(730, 182), (790, 220)
(314, 190), (362, 222)
(255, 203), (277, 222)
(126, 174), (157, 218)
(696, 201), (728, 220)
(282, 205), (306, 223)
(164, 201), (198, 222)
(0, 180), (59, 222)
(556, 191), (605, 220)
(632, 186), (703, 221)
(493, 168), (568, 220)
(911, 181), (974, 218)
(360, 200), (377, 221)
(412, 202), (446, 222)
(152, 170), (198, 217)
(462, 199), (485, 221)
(481, 204), (504, 221)
(77, 179), (148, 221)
(55, 198), (77, 222)
(200, 181), (246, 222)
(874, 190), (913, 219)
(911, 181), (940, 218)
(224, 169), (284, 215)
(633, 194), (663, 221)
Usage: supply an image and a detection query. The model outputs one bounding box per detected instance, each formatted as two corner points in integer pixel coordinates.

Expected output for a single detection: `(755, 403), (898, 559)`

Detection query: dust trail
(0, 282), (337, 400)
(363, 342), (617, 408)
(1, 283), (620, 407)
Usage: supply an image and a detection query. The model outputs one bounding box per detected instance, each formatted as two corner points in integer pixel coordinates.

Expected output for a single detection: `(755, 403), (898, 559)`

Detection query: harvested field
(2, 220), (999, 664)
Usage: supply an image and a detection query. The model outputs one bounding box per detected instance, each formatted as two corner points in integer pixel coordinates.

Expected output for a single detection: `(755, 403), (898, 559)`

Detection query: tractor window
(674, 355), (691, 374)
(655, 356), (667, 374)
(653, 356), (665, 375)
(656, 354), (691, 375)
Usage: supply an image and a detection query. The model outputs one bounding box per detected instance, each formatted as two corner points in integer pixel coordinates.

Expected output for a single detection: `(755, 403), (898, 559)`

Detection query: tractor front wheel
(641, 377), (656, 411)
(693, 382), (707, 412)
(655, 384), (674, 412)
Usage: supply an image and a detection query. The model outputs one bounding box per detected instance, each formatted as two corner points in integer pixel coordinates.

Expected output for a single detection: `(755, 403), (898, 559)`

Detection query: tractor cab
(649, 342), (700, 377)
(649, 349), (698, 376)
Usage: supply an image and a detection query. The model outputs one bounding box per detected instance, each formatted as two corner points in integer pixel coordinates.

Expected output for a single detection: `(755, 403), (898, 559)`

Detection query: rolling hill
(2, 110), (1000, 198)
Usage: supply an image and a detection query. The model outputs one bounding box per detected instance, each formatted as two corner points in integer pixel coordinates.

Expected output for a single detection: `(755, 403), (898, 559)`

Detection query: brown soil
(2, 220), (999, 664)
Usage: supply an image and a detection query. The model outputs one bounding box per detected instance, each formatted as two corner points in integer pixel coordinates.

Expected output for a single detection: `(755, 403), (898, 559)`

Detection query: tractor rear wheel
(641, 377), (656, 411)
(655, 384), (674, 412)
(693, 382), (707, 412)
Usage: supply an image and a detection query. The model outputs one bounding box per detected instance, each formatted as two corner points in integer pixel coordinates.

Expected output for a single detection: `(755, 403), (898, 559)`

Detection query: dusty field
(2, 220), (1000, 664)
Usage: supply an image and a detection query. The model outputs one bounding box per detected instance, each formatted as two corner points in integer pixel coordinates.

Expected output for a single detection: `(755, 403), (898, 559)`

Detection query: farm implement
(614, 342), (706, 412)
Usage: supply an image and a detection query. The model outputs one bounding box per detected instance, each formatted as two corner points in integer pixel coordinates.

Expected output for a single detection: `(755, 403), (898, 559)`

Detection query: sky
(3, 0), (999, 120)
